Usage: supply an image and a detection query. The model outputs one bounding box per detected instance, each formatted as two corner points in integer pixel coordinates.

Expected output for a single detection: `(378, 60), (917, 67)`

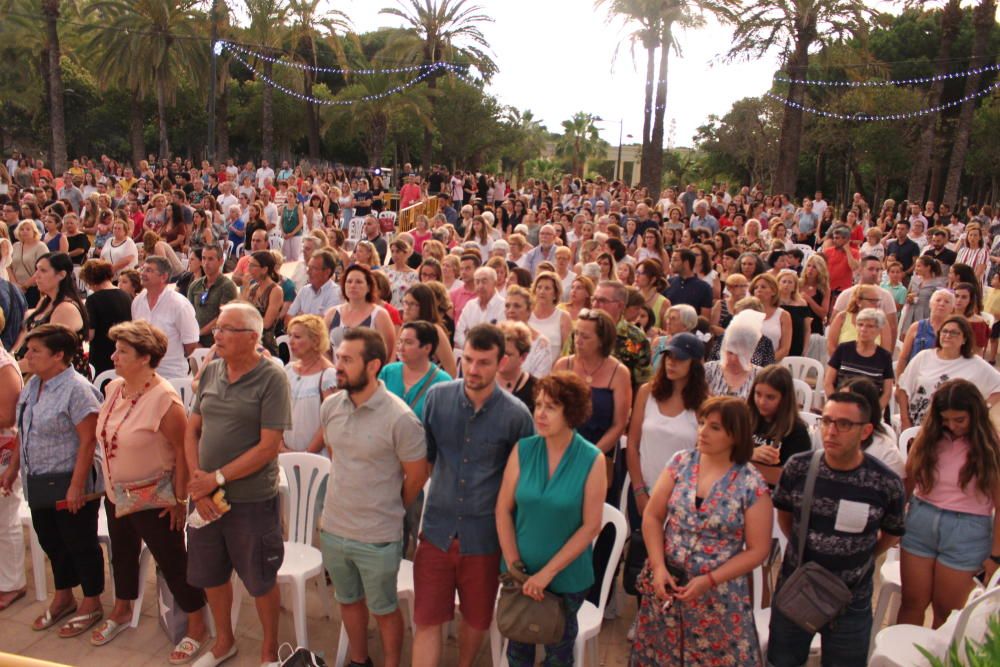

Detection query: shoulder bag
(496, 560), (566, 646)
(772, 449), (873, 633)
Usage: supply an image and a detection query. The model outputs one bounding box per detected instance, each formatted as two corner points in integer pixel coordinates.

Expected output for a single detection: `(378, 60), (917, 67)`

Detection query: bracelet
(707, 571), (718, 587)
(632, 485), (650, 496)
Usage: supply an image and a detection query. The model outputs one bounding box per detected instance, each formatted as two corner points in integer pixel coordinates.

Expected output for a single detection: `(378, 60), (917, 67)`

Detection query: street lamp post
(615, 119), (623, 182)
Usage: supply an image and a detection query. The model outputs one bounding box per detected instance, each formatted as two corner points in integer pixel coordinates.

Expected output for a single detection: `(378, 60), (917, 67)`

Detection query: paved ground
(0, 542), (638, 666)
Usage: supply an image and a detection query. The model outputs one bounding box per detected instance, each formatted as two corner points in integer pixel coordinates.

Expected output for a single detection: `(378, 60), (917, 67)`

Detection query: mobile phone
(666, 562), (689, 587)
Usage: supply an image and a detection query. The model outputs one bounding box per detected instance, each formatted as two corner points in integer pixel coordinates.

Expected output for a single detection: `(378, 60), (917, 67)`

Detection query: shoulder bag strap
(406, 365), (439, 410)
(795, 449), (825, 569)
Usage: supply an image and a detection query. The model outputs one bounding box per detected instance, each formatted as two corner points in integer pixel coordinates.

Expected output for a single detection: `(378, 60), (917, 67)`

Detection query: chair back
(167, 376), (196, 413)
(592, 504), (628, 618)
(792, 379), (813, 413)
(780, 356), (824, 387)
(92, 369), (119, 396)
(275, 334), (292, 364)
(279, 452), (331, 546)
(799, 412), (823, 450)
(950, 587), (1000, 653)
(898, 426), (920, 462)
(188, 348), (212, 376)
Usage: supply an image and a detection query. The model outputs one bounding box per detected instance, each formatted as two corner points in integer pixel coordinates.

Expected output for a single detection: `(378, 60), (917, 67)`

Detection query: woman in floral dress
(631, 396), (773, 667)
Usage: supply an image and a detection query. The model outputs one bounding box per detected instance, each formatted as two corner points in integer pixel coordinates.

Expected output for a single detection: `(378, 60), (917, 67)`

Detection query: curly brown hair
(534, 371), (593, 429)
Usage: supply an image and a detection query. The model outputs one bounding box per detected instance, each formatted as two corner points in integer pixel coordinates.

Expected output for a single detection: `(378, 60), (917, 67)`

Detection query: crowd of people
(0, 150), (999, 667)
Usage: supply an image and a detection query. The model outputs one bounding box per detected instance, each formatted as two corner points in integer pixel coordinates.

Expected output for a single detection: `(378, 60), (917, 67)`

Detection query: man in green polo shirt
(187, 244), (237, 347)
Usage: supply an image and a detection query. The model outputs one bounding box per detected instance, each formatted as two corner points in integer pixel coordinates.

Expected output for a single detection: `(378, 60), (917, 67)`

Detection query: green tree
(556, 112), (609, 178)
(906, 0), (964, 204)
(499, 108), (548, 186)
(84, 0), (208, 158)
(726, 0), (880, 194)
(380, 0), (496, 168)
(286, 0), (352, 160)
(328, 56), (433, 166)
(695, 96), (781, 187)
(942, 0), (997, 210)
(242, 0), (290, 163)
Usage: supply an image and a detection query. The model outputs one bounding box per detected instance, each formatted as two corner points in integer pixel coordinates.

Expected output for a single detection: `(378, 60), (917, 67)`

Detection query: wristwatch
(215, 469), (226, 488)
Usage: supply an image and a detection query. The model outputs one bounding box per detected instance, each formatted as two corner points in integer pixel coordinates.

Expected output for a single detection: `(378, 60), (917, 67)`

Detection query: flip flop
(191, 644), (237, 667)
(32, 604), (77, 631)
(169, 636), (207, 665)
(90, 618), (130, 646)
(58, 609), (104, 638)
(0, 589), (26, 612)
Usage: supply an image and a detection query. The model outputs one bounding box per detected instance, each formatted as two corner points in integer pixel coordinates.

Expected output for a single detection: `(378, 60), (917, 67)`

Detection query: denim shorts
(901, 496), (993, 571)
(320, 531), (403, 615)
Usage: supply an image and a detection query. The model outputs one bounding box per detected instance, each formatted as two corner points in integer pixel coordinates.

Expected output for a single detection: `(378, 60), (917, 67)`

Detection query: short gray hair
(668, 304), (699, 331)
(145, 255), (172, 276)
(856, 307), (886, 329)
(220, 302), (263, 339)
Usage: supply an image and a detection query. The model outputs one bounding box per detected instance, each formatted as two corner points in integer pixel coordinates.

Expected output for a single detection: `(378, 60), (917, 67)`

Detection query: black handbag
(277, 642), (326, 667)
(25, 471), (75, 510)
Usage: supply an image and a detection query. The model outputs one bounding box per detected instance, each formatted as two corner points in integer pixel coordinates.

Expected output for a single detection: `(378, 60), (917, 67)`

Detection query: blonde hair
(499, 320), (532, 356)
(288, 314), (329, 355)
(15, 219), (40, 241)
(777, 269), (801, 300)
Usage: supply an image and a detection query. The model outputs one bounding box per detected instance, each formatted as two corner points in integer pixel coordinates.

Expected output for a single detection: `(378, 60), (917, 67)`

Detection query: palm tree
(556, 112), (609, 178)
(598, 0), (731, 193)
(726, 0), (879, 195)
(242, 0), (289, 164)
(941, 0), (996, 210)
(907, 0), (963, 205)
(502, 108), (548, 186)
(84, 0), (207, 159)
(286, 0), (352, 160)
(380, 0), (496, 169)
(42, 0), (67, 174)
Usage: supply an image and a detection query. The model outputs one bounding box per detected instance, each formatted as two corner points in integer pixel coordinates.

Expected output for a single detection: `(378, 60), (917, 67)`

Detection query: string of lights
(228, 49), (475, 106)
(774, 62), (1000, 87)
(217, 41), (466, 76)
(764, 79), (1000, 121)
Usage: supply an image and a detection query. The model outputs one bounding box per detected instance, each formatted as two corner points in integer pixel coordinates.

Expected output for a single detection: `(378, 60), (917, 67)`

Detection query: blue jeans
(767, 600), (872, 667)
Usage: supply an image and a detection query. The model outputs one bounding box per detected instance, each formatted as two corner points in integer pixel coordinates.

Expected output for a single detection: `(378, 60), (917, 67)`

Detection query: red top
(823, 245), (859, 292)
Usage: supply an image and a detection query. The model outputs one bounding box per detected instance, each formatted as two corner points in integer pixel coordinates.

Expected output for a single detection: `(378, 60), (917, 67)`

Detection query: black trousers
(104, 497), (205, 613)
(31, 498), (104, 597)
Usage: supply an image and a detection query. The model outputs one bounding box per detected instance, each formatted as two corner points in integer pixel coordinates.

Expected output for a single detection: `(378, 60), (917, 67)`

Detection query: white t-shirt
(100, 237), (138, 275)
(454, 293), (505, 349)
(832, 284), (897, 319)
(865, 431), (905, 479)
(256, 167), (275, 189)
(639, 394), (698, 490)
(131, 289), (200, 380)
(898, 350), (1000, 425)
(284, 366), (337, 451)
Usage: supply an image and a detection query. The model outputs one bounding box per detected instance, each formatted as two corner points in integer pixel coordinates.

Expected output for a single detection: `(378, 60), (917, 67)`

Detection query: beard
(337, 370), (370, 395)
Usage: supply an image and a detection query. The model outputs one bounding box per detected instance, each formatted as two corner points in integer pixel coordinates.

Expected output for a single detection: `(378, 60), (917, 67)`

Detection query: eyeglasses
(212, 326), (254, 335)
(818, 417), (867, 432)
(940, 328), (963, 337)
(591, 296), (620, 306)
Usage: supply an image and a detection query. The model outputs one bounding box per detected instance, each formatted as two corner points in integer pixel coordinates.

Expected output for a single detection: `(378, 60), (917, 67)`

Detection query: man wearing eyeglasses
(591, 280), (651, 387)
(187, 245), (238, 347)
(768, 392), (905, 667)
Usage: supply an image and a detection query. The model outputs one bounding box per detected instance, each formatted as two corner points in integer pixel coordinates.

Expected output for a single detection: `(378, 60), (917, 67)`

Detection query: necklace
(99, 375), (155, 462)
(577, 355), (605, 384)
(499, 371), (523, 391)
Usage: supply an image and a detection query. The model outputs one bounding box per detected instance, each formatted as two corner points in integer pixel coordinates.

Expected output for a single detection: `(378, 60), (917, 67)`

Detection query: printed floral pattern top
(630, 449), (769, 667)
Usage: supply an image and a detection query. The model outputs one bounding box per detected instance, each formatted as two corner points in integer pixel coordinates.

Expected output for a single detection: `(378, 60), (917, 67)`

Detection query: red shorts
(413, 537), (501, 631)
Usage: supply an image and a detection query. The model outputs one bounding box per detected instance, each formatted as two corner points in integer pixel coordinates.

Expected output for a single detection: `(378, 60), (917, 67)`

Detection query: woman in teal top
(280, 186), (305, 261)
(496, 371), (606, 666)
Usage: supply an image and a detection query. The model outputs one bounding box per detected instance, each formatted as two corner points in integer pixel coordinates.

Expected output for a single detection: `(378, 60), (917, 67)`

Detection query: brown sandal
(32, 603), (77, 631)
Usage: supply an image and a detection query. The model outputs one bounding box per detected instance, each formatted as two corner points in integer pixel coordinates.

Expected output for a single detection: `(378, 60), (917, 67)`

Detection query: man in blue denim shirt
(412, 324), (534, 667)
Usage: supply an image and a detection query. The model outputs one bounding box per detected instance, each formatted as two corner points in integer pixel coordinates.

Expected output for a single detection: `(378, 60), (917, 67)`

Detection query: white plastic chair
(275, 334), (292, 363)
(223, 240), (235, 261)
(167, 376), (196, 414)
(870, 585), (1000, 666)
(188, 348), (213, 376)
(92, 369), (119, 396)
(898, 426), (920, 462)
(792, 379), (814, 413)
(488, 504), (628, 667)
(780, 356), (824, 388)
(277, 453), (332, 648)
(798, 412), (823, 450)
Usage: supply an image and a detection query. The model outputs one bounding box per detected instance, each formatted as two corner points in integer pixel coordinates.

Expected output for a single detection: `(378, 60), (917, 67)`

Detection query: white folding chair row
(167, 376), (196, 414)
(188, 348), (213, 377)
(870, 583), (1000, 666)
(92, 369), (119, 396)
(792, 379), (813, 414)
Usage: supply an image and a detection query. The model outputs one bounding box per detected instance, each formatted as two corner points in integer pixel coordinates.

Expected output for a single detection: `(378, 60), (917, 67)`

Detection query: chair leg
(488, 619), (505, 667)
(130, 546), (153, 628)
(291, 579), (308, 649)
(572, 635), (584, 667)
(28, 526), (46, 602)
(334, 622), (349, 667)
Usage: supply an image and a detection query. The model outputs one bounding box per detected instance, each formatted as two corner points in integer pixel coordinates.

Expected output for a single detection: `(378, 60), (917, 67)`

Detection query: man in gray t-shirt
(320, 328), (428, 667)
(185, 303), (291, 666)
